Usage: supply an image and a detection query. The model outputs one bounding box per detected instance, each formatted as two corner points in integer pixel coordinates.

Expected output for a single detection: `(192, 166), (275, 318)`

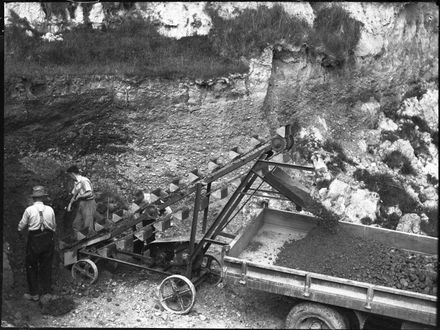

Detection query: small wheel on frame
(157, 275), (196, 314)
(201, 254), (222, 286)
(71, 258), (99, 284)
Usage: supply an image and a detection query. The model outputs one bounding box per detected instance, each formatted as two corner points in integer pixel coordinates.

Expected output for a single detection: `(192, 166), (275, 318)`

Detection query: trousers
(73, 199), (96, 234)
(26, 230), (54, 295)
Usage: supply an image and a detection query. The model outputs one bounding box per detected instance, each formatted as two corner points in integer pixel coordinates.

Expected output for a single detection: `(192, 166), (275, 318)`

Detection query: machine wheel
(201, 254), (222, 286)
(285, 302), (349, 329)
(71, 258), (99, 285)
(158, 275), (196, 314)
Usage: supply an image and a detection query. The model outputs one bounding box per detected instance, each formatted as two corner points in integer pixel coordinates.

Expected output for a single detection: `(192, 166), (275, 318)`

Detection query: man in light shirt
(18, 186), (56, 302)
(66, 165), (97, 239)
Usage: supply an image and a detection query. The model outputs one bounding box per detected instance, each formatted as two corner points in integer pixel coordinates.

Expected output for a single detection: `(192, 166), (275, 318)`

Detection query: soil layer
(274, 225), (437, 295)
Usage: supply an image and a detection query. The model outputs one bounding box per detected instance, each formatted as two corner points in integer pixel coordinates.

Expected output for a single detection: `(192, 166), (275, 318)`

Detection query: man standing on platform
(66, 165), (97, 239)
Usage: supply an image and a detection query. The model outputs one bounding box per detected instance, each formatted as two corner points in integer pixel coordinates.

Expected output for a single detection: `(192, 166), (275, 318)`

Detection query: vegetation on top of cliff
(5, 3), (365, 79)
(207, 4), (311, 59)
(4, 12), (247, 80)
(307, 5), (363, 67)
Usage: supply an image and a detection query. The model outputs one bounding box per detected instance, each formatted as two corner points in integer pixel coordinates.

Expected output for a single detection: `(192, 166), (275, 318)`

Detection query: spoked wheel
(201, 254), (222, 286)
(158, 275), (196, 314)
(71, 258), (99, 284)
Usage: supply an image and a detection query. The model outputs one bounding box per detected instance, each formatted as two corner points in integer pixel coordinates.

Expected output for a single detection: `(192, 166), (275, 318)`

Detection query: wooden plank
(95, 222), (105, 232)
(169, 182), (180, 192)
(156, 216), (172, 231)
(208, 160), (220, 172)
(228, 149), (241, 161)
(112, 213), (122, 223)
(63, 249), (77, 266)
(276, 125), (287, 138)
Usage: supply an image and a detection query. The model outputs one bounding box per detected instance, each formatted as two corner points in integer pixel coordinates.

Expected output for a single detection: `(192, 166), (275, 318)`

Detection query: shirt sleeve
(81, 178), (92, 192)
(51, 208), (56, 232)
(18, 208), (29, 231)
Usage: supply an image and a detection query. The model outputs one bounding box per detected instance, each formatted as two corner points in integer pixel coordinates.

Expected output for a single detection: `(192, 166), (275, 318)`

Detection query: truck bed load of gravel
(274, 225), (437, 296)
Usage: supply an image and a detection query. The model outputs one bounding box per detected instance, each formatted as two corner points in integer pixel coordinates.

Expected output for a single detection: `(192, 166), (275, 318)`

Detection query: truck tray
(222, 208), (437, 326)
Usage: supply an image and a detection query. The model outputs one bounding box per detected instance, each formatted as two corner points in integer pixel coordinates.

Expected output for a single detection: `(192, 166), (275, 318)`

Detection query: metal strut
(188, 150), (272, 265)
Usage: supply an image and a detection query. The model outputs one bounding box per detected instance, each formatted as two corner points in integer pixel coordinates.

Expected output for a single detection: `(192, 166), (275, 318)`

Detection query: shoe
(23, 293), (39, 301)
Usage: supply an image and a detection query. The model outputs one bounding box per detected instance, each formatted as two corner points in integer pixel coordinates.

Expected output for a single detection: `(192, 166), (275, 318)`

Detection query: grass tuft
(307, 5), (363, 66)
(207, 4), (311, 59)
(383, 150), (417, 176)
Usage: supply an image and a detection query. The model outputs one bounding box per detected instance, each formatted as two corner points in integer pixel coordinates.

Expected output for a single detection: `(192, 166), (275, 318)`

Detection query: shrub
(402, 84), (427, 101)
(207, 4), (311, 59)
(431, 131), (438, 146)
(353, 169), (419, 210)
(307, 5), (363, 66)
(427, 174), (439, 185)
(421, 207), (438, 237)
(400, 159), (417, 176)
(411, 116), (431, 133)
(383, 150), (407, 169)
(360, 216), (373, 225)
(322, 139), (356, 174)
(381, 130), (400, 143)
(383, 150), (417, 176)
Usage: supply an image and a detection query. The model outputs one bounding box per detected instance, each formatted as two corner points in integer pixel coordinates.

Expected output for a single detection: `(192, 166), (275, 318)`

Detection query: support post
(186, 182), (202, 278)
(202, 182), (212, 233)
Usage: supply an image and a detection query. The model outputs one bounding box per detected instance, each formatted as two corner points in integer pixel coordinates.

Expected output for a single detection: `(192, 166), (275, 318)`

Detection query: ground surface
(2, 261), (296, 328)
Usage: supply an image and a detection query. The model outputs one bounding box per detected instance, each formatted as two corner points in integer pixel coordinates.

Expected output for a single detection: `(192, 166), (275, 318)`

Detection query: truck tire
(286, 302), (349, 329)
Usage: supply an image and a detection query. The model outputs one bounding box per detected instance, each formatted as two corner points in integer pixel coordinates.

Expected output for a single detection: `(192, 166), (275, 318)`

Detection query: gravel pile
(274, 225), (437, 295)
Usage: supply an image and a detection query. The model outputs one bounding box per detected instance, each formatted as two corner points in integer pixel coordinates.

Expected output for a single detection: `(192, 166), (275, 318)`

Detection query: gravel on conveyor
(274, 224), (437, 296)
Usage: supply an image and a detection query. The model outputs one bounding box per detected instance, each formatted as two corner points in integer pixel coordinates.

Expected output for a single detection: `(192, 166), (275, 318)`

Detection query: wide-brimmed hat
(31, 185), (48, 197)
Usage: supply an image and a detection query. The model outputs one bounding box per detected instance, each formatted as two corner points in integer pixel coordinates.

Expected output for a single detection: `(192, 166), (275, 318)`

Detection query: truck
(220, 180), (437, 329)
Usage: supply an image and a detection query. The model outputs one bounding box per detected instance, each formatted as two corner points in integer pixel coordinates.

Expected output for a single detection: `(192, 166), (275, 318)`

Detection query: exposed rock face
(4, 2), (46, 27)
(136, 2), (212, 39)
(210, 1), (315, 25)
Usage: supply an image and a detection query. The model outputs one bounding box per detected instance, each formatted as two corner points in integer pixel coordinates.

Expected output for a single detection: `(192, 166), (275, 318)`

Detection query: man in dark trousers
(18, 186), (56, 302)
(66, 165), (97, 239)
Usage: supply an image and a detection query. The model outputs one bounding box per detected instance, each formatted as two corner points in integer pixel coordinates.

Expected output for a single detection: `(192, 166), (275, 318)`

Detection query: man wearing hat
(18, 185), (56, 302)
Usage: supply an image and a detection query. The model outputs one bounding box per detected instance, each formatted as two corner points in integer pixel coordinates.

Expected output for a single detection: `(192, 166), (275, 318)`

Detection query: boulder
(332, 196), (346, 216)
(326, 179), (350, 201)
(397, 89), (438, 132)
(378, 138), (416, 161)
(423, 162), (438, 180)
(378, 117), (399, 131)
(344, 189), (380, 223)
(311, 154), (332, 182)
(423, 200), (438, 210)
(419, 186), (438, 202)
(384, 205), (403, 218)
(89, 3), (105, 29)
(396, 213), (422, 234)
